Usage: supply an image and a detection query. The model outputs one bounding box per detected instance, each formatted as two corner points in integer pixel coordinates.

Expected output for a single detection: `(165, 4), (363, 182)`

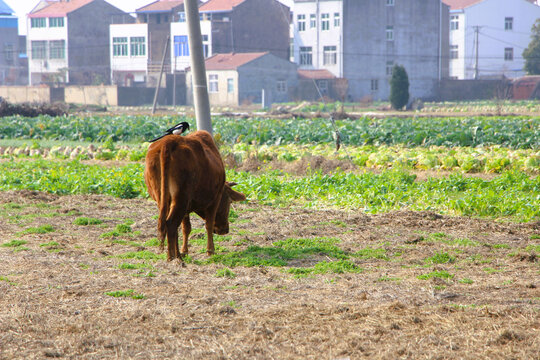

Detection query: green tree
(389, 64), (409, 110)
(523, 19), (540, 75)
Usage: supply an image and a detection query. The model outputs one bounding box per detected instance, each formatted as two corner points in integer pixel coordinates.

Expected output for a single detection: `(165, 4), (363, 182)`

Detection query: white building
(292, 0), (343, 77)
(110, 23), (148, 85)
(444, 0), (540, 79)
(27, 0), (128, 85)
(170, 20), (212, 72)
(292, 0), (448, 101)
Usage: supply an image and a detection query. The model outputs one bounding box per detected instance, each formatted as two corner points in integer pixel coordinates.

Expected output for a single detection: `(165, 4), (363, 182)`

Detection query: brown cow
(144, 130), (246, 261)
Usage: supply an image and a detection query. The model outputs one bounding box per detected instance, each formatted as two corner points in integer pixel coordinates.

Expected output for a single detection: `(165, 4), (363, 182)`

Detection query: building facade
(293, 0), (449, 101)
(0, 0), (25, 85)
(199, 0), (290, 60)
(444, 0), (540, 79)
(186, 52), (298, 106)
(27, 0), (130, 85)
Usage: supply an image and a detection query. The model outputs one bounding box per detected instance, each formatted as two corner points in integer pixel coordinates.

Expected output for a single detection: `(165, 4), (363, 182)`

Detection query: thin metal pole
(173, 51), (177, 107)
(185, 0), (212, 133)
(152, 35), (170, 115)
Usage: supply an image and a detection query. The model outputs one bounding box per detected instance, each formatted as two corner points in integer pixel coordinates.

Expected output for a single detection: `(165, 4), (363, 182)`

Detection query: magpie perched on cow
(149, 121), (190, 142)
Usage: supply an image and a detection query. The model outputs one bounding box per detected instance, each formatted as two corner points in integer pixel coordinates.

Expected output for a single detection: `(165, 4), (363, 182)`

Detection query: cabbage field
(0, 112), (539, 359)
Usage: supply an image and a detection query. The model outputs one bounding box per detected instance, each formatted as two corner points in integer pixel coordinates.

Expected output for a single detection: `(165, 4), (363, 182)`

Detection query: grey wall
(209, 0), (290, 59)
(343, 0), (449, 101)
(68, 0), (128, 85)
(237, 54), (298, 105)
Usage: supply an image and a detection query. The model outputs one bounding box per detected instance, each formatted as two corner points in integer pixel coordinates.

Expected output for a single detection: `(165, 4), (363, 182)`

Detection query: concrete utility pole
(185, 0), (212, 134)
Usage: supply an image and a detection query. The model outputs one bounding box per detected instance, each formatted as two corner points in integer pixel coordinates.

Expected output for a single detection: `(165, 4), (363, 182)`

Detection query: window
(227, 78), (234, 93)
(174, 35), (189, 57)
(49, 40), (65, 59)
(156, 14), (161, 24)
(49, 17), (64, 27)
(178, 12), (186, 22)
(505, 47), (513, 61)
(323, 45), (337, 65)
(310, 14), (316, 28)
(450, 15), (459, 30)
(371, 79), (378, 91)
(450, 45), (458, 59)
(297, 14), (306, 31)
(276, 80), (287, 93)
(4, 44), (14, 65)
(299, 46), (312, 65)
(31, 40), (46, 59)
(130, 37), (146, 56)
(386, 61), (394, 76)
(112, 37), (128, 57)
(386, 26), (394, 41)
(318, 80), (328, 94)
(31, 18), (46, 28)
(202, 35), (209, 57)
(289, 38), (294, 61)
(334, 12), (340, 27)
(164, 15), (168, 23)
(386, 0), (394, 6)
(209, 74), (218, 92)
(321, 13), (330, 31)
(505, 17), (513, 31)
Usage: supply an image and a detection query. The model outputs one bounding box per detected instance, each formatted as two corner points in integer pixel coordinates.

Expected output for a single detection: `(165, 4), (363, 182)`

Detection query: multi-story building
(292, 0), (450, 101)
(0, 0), (24, 85)
(443, 0), (540, 79)
(110, 1), (192, 86)
(27, 0), (130, 85)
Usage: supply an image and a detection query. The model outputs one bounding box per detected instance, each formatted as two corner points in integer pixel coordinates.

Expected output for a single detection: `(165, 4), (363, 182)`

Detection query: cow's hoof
(206, 251), (215, 256)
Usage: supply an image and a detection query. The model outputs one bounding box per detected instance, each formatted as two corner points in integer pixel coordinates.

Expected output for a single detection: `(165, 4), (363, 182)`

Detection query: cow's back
(144, 130), (225, 213)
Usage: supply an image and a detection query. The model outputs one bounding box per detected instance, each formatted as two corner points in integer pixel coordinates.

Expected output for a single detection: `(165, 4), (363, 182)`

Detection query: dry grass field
(1, 187), (539, 359)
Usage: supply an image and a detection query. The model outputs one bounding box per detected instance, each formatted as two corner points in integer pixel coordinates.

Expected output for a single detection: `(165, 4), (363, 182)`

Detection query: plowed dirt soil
(1, 189), (539, 359)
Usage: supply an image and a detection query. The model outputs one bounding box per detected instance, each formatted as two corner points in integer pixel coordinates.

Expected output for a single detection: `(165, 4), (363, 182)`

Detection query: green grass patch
(458, 278), (474, 284)
(417, 270), (454, 280)
(0, 276), (17, 286)
(115, 250), (166, 261)
(376, 276), (401, 282)
(216, 268), (237, 279)
(143, 238), (161, 247)
(425, 252), (455, 265)
(1, 239), (27, 248)
(19, 224), (55, 235)
(287, 260), (363, 278)
(100, 223), (133, 239)
(525, 244), (540, 253)
(354, 247), (389, 260)
(104, 289), (146, 300)
(73, 217), (103, 225)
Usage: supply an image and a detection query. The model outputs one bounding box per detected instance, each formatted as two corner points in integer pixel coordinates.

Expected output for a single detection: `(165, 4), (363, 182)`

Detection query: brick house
(27, 0), (130, 85)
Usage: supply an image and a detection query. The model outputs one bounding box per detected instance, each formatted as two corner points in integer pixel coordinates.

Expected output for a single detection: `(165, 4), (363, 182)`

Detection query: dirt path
(0, 190), (539, 359)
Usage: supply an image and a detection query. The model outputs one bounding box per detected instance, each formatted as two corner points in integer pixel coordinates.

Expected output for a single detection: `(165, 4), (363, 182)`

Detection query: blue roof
(0, 0), (14, 15)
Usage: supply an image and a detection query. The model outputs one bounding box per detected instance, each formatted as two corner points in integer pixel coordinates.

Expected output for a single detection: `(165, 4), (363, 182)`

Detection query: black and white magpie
(149, 121), (190, 142)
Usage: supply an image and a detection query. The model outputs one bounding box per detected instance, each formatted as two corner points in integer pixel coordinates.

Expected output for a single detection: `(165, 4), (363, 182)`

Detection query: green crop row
(1, 142), (537, 174)
(0, 114), (538, 149)
(224, 143), (539, 173)
(0, 160), (537, 221)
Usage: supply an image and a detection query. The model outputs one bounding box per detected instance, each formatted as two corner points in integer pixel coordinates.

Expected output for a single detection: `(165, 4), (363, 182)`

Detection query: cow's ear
(225, 182), (246, 202)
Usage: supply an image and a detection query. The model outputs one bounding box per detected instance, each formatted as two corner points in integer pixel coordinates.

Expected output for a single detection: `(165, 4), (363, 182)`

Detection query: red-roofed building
(27, 0), (131, 85)
(186, 52), (298, 106)
(443, 0), (540, 79)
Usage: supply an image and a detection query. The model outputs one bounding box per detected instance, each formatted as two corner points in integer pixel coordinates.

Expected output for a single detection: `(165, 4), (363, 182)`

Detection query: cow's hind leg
(166, 201), (187, 261)
(181, 214), (191, 256)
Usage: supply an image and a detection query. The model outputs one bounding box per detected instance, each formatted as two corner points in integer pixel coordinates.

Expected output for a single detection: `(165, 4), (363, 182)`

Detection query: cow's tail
(157, 143), (171, 243)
